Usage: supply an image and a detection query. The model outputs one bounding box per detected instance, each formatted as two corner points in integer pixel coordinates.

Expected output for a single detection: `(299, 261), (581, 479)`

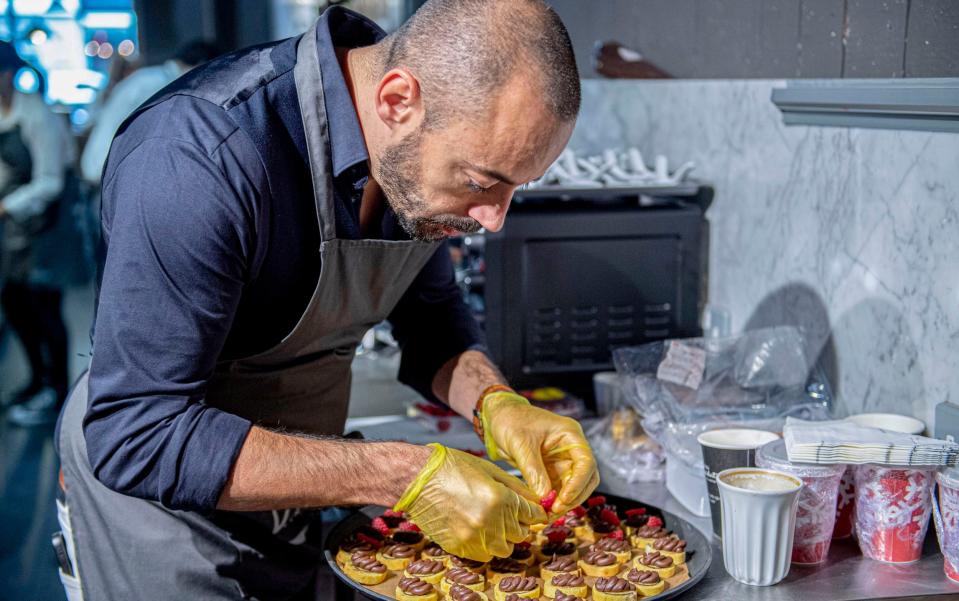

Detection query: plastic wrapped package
(611, 326), (833, 513)
(854, 465), (935, 563)
(756, 439), (844, 564)
(933, 468), (959, 582)
(586, 407), (665, 483)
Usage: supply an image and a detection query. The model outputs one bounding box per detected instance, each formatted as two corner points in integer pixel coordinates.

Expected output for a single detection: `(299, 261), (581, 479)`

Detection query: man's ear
(374, 67), (424, 132)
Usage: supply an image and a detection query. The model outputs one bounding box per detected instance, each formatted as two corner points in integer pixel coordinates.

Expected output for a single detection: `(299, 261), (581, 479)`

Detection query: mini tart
(344, 552), (388, 585)
(509, 546), (535, 567)
(633, 551), (676, 579)
(494, 575), (541, 601)
(395, 576), (438, 601)
(441, 567), (486, 595)
(592, 576), (637, 601)
(421, 542), (451, 565)
(376, 543), (416, 571)
(538, 525), (576, 546)
(624, 568), (665, 597)
(623, 515), (650, 537)
(564, 515), (593, 541)
(449, 555), (487, 574)
(650, 535), (687, 565)
(590, 520), (621, 541)
(486, 558), (526, 585)
(391, 530), (428, 552)
(577, 550), (620, 578)
(543, 572), (588, 599)
(630, 526), (670, 551)
(540, 556), (580, 583)
(535, 541), (578, 563)
(336, 540), (375, 564)
(448, 583), (490, 601)
(591, 537), (632, 564)
(403, 558), (447, 585)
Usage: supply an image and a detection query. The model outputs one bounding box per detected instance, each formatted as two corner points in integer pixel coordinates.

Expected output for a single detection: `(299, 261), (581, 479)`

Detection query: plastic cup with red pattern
(854, 465), (935, 563)
(832, 468), (855, 539)
(934, 468), (959, 582)
(756, 439), (844, 565)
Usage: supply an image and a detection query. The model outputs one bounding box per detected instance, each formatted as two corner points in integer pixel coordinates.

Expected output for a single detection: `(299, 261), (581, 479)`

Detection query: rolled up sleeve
(389, 241), (486, 402)
(85, 136), (255, 513)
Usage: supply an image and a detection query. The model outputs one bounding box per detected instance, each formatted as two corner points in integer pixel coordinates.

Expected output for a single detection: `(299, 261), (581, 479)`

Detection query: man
(56, 2), (597, 599)
(79, 40), (219, 185)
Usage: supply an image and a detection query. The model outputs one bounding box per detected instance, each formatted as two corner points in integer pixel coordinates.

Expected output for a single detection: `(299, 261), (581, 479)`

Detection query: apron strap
(293, 19), (338, 244)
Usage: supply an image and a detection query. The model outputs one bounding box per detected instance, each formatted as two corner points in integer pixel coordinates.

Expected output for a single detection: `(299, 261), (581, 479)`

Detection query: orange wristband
(472, 384), (514, 440)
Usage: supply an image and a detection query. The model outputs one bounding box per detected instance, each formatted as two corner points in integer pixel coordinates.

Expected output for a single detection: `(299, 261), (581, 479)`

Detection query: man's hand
(481, 391), (599, 515)
(395, 444), (546, 561)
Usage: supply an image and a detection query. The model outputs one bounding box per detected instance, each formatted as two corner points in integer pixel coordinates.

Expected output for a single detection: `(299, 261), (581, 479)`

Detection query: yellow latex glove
(394, 443), (547, 561)
(480, 391), (599, 515)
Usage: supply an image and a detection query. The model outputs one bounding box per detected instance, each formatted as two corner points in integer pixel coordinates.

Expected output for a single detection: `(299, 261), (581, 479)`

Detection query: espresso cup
(698, 428), (781, 537)
(718, 468), (803, 586)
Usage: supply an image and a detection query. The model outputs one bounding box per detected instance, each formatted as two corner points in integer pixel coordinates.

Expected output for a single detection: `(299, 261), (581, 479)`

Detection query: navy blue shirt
(84, 8), (483, 513)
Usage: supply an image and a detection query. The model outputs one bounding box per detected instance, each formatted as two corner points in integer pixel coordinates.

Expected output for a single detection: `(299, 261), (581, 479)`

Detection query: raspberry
(552, 517), (566, 527)
(356, 533), (383, 548)
(370, 517), (391, 536)
(647, 516), (664, 528)
(397, 521), (420, 532)
(600, 509), (621, 526)
(540, 489), (558, 513)
(586, 495), (607, 508)
(383, 510), (405, 518)
(608, 529), (624, 540)
(624, 508), (647, 518)
(546, 529), (568, 544)
(568, 506), (587, 518)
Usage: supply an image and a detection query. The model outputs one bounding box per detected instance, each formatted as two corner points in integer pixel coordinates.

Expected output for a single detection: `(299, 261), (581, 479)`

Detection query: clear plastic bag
(611, 326), (833, 476)
(586, 407), (665, 483)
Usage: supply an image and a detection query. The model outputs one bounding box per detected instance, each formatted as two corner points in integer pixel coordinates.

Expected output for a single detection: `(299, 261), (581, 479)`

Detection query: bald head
(381, 0), (580, 129)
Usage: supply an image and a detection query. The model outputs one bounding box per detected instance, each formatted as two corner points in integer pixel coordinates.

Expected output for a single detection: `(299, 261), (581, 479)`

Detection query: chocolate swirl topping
(383, 543), (416, 558)
(591, 521), (617, 534)
(635, 525), (669, 538)
(626, 568), (661, 584)
(407, 559), (445, 575)
(551, 572), (585, 587)
(510, 547), (532, 561)
(554, 593), (586, 601)
(641, 551), (674, 568)
(445, 567), (482, 585)
(489, 558), (524, 573)
(542, 556), (577, 572)
(423, 543), (449, 558)
(341, 540), (374, 554)
(582, 549), (616, 566)
(350, 553), (386, 573)
(397, 577), (433, 596)
(593, 537), (630, 553)
(625, 514), (649, 528)
(594, 576), (634, 593)
(450, 556), (485, 569)
(392, 531), (424, 545)
(498, 576), (538, 592)
(504, 595), (524, 601)
(541, 541), (576, 556)
(449, 584), (484, 601)
(654, 536), (687, 552)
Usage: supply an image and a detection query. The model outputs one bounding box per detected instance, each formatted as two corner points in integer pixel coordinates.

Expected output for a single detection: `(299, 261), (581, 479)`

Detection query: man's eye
(466, 180), (487, 194)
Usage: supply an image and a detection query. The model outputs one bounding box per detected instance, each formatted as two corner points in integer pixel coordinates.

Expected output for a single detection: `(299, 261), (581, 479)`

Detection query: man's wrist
(373, 442), (433, 508)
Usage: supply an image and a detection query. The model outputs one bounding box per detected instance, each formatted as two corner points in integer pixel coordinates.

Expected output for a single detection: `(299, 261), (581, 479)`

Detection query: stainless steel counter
(351, 415), (959, 601)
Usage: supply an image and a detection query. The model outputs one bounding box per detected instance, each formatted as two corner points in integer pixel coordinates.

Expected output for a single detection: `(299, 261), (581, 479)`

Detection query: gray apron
(56, 19), (440, 601)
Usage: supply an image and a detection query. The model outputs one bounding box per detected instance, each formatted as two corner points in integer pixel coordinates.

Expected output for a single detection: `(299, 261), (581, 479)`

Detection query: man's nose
(467, 190), (513, 232)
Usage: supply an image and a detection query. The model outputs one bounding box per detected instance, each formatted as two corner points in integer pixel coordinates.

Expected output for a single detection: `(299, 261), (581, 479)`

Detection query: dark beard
(375, 129), (482, 241)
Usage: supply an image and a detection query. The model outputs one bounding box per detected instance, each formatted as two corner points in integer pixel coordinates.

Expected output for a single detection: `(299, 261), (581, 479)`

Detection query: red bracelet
(472, 384), (514, 439)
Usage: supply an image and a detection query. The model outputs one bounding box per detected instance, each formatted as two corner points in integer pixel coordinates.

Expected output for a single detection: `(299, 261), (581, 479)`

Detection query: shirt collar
(314, 6), (385, 178)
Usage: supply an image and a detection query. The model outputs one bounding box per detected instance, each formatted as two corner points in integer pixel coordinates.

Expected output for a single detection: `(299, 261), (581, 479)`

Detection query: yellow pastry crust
(543, 580), (589, 598)
(578, 559), (620, 578)
(403, 567), (446, 586)
(493, 583), (541, 601)
(656, 548), (685, 565)
(486, 567), (526, 586)
(634, 579), (666, 597)
(573, 524), (594, 542)
(440, 574), (486, 595)
(632, 557), (676, 579)
(343, 562), (388, 585)
(395, 586), (438, 601)
(376, 550), (414, 571)
(592, 589), (638, 601)
(539, 566), (580, 583)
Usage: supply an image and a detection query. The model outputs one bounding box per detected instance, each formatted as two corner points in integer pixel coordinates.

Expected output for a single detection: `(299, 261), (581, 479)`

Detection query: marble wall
(569, 79), (959, 429)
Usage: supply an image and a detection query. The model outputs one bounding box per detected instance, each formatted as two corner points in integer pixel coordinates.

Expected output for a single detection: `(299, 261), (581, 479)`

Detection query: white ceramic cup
(845, 413), (925, 435)
(718, 467), (804, 586)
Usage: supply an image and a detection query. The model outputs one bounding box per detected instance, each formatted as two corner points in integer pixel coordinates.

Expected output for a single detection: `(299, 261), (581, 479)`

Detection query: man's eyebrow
(465, 162), (519, 187)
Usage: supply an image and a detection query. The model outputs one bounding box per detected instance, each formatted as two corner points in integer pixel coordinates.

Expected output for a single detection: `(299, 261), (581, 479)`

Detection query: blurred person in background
(0, 40), (77, 425)
(80, 40), (219, 185)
